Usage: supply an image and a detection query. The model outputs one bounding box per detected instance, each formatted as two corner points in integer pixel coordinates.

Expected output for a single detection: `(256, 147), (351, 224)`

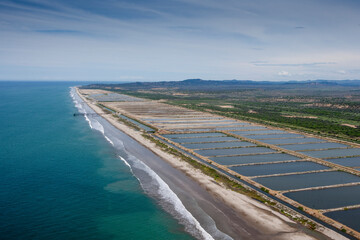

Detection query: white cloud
(278, 71), (291, 76)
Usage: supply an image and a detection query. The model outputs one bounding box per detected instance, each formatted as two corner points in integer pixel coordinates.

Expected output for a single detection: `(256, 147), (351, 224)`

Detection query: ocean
(0, 82), (198, 240)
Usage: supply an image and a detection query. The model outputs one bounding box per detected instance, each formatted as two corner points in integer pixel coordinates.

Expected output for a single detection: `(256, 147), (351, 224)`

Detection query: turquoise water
(0, 82), (193, 240)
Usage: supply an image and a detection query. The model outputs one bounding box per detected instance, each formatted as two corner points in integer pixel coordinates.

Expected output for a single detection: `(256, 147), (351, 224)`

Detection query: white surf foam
(70, 87), (214, 240)
(129, 155), (214, 240)
(70, 88), (114, 146)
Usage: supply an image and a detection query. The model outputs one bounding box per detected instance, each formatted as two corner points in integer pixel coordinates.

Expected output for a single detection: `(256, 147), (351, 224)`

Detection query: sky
(0, 0), (360, 81)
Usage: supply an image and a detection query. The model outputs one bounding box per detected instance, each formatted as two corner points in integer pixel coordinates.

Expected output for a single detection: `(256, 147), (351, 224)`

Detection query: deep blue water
(0, 82), (192, 240)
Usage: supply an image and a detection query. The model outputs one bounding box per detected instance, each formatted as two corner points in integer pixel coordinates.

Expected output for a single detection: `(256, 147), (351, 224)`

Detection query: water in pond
(261, 137), (325, 145)
(195, 147), (276, 157)
(210, 153), (300, 165)
(280, 142), (349, 151)
(325, 208), (360, 233)
(326, 157), (360, 167)
(170, 129), (213, 132)
(248, 133), (305, 140)
(254, 171), (360, 191)
(233, 130), (287, 135)
(118, 115), (154, 132)
(182, 141), (256, 150)
(145, 117), (222, 122)
(220, 126), (267, 131)
(285, 185), (360, 209)
(89, 93), (144, 102)
(185, 123), (250, 127)
(157, 120), (235, 124)
(170, 136), (239, 144)
(230, 161), (329, 177)
(162, 133), (225, 139)
(301, 148), (360, 159)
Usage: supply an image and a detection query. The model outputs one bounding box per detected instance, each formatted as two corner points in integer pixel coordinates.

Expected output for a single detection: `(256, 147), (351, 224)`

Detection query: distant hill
(83, 79), (360, 91)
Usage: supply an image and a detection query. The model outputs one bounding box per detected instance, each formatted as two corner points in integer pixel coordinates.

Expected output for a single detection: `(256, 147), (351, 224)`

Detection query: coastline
(75, 87), (345, 240)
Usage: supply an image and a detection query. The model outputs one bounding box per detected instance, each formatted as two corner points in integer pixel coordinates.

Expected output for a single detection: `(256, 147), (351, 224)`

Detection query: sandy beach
(75, 87), (346, 240)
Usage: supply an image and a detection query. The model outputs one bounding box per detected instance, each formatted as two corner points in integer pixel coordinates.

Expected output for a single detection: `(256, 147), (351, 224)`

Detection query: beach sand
(76, 88), (346, 240)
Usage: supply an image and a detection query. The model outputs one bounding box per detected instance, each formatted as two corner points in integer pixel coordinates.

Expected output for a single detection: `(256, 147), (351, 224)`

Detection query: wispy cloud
(278, 71), (291, 76)
(253, 62), (337, 67)
(0, 0), (359, 81)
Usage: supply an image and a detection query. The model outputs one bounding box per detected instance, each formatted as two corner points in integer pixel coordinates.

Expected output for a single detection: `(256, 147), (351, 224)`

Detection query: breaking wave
(70, 87), (214, 240)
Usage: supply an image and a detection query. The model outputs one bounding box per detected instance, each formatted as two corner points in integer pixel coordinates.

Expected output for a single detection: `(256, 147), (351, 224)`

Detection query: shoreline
(75, 87), (346, 240)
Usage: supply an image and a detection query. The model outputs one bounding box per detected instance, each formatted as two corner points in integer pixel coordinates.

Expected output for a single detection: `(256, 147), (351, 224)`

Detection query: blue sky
(1, 0), (359, 81)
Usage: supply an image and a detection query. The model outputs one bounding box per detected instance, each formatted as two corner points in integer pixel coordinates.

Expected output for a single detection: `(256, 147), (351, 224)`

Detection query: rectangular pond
(156, 120), (236, 124)
(210, 153), (300, 165)
(183, 123), (252, 127)
(182, 141), (256, 150)
(170, 136), (239, 144)
(261, 137), (325, 145)
(195, 147), (276, 157)
(284, 185), (360, 210)
(90, 93), (144, 102)
(144, 117), (222, 121)
(162, 132), (225, 139)
(280, 142), (349, 151)
(221, 126), (267, 131)
(248, 133), (305, 140)
(230, 161), (329, 177)
(326, 157), (360, 167)
(301, 148), (360, 159)
(232, 130), (287, 135)
(253, 171), (360, 191)
(325, 208), (360, 233)
(118, 115), (155, 132)
(170, 128), (213, 132)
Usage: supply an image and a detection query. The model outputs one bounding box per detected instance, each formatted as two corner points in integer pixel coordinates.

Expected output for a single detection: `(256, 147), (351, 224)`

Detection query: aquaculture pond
(195, 147), (276, 157)
(261, 137), (325, 145)
(89, 93), (144, 102)
(233, 130), (287, 135)
(325, 208), (360, 233)
(162, 133), (225, 139)
(170, 136), (239, 144)
(301, 148), (360, 159)
(182, 141), (256, 150)
(326, 157), (360, 167)
(144, 117), (223, 121)
(118, 115), (155, 132)
(230, 161), (329, 177)
(157, 120), (237, 124)
(254, 171), (360, 191)
(248, 133), (305, 140)
(221, 126), (267, 131)
(280, 142), (349, 151)
(209, 153), (300, 165)
(170, 129), (213, 132)
(284, 185), (360, 209)
(184, 123), (250, 127)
